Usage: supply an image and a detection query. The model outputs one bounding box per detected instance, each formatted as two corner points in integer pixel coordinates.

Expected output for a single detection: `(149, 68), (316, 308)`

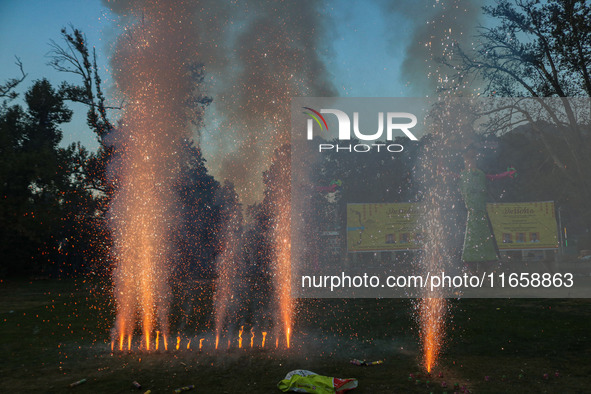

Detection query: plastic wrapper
(278, 369), (358, 394)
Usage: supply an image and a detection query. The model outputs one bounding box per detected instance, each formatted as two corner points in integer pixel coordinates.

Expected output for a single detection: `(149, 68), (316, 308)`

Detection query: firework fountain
(213, 183), (243, 349)
(105, 0), (334, 352)
(416, 105), (462, 372)
(201, 0), (334, 349)
(398, 0), (485, 371)
(108, 0), (200, 350)
(104, 0), (478, 366)
(264, 145), (293, 349)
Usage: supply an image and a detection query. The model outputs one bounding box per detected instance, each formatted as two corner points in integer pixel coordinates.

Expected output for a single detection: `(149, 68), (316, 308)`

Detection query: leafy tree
(0, 79), (94, 276)
(457, 0), (591, 97)
(45, 27), (119, 274)
(174, 139), (222, 278)
(454, 0), (591, 231)
(48, 26), (116, 198)
(48, 27), (218, 276)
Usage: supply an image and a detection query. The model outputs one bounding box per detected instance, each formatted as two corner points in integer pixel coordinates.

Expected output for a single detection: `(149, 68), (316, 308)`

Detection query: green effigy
(459, 168), (498, 262)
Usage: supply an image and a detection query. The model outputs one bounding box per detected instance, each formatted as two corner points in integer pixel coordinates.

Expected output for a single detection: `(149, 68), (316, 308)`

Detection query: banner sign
(347, 203), (422, 251)
(346, 201), (558, 252)
(486, 201), (558, 250)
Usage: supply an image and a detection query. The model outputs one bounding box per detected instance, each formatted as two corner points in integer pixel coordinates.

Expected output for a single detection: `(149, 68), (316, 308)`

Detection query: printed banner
(486, 201), (558, 250)
(347, 203), (422, 251)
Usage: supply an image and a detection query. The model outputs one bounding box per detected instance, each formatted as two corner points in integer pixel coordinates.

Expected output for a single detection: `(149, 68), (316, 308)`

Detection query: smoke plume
(381, 0), (485, 96)
(105, 0), (335, 205)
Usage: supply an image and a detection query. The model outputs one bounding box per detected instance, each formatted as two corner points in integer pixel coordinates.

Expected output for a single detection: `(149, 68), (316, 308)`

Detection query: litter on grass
(278, 370), (358, 394)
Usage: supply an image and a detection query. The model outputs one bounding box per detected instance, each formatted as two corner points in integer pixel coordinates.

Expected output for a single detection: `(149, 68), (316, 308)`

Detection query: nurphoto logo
(303, 107), (418, 153)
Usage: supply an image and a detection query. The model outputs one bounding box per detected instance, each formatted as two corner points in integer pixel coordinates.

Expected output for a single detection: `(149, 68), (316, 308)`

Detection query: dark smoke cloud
(104, 0), (336, 205)
(204, 1), (336, 204)
(380, 0), (485, 96)
(103, 0), (484, 202)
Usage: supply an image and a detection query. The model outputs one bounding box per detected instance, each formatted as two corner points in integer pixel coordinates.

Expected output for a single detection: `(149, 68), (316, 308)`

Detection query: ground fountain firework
(4, 1), (591, 392)
(104, 0), (468, 376)
(415, 99), (480, 371)
(105, 0), (317, 353)
(108, 1), (201, 351)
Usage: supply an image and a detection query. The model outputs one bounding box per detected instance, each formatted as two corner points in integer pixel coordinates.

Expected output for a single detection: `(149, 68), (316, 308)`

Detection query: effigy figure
(459, 145), (499, 263)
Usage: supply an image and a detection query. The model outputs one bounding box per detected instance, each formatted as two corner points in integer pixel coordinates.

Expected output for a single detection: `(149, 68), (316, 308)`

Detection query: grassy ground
(1, 278), (591, 393)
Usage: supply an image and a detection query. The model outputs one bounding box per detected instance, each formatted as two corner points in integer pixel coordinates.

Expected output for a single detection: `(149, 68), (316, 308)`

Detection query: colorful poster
(486, 201), (558, 250)
(347, 203), (422, 251)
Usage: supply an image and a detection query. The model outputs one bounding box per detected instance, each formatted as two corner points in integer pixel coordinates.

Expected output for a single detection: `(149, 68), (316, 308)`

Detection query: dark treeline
(0, 74), (225, 278)
(0, 27), (225, 278)
(1, 77), (589, 279)
(0, 28), (293, 281)
(0, 78), (90, 276)
(3, 0), (591, 276)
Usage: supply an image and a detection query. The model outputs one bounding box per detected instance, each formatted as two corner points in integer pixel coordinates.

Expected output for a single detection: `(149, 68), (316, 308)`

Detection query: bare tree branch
(0, 57), (27, 99)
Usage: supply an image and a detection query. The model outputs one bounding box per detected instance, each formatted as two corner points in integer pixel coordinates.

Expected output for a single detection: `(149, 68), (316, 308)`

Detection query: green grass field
(1, 278), (590, 393)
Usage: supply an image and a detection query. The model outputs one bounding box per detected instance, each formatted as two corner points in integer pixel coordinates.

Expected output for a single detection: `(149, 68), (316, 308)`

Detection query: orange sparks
(215, 335), (219, 350)
(250, 328), (255, 348)
(238, 326), (244, 349)
(227, 339), (230, 349)
(187, 339), (191, 350)
(127, 334), (132, 351)
(155, 331), (160, 351)
(199, 338), (204, 351)
(275, 337), (279, 349)
(176, 336), (180, 350)
(421, 298), (446, 372)
(286, 327), (291, 349)
(213, 199), (241, 351)
(110, 1), (197, 353)
(119, 333), (124, 351)
(163, 334), (168, 351)
(262, 332), (267, 348)
(111, 341), (114, 352)
(271, 160), (293, 355)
